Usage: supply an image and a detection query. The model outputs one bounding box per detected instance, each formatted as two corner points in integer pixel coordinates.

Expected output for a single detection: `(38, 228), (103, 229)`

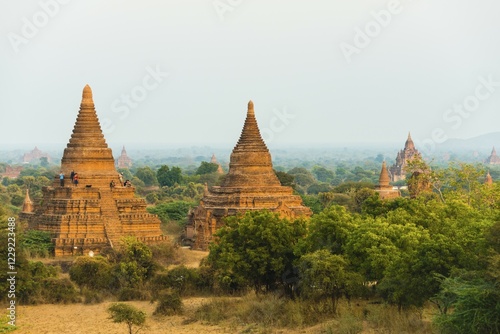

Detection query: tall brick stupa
(185, 101), (312, 250)
(20, 85), (167, 256)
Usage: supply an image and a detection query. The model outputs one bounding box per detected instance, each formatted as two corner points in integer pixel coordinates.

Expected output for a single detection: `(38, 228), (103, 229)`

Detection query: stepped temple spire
(375, 161), (400, 199)
(405, 132), (415, 150)
(210, 154), (224, 174)
(20, 85), (167, 256)
(22, 188), (33, 213)
(59, 85), (116, 187)
(485, 146), (500, 164)
(185, 101), (312, 250)
(222, 100), (281, 188)
(389, 132), (421, 182)
(377, 161), (391, 189)
(485, 171), (493, 185)
(116, 145), (133, 169)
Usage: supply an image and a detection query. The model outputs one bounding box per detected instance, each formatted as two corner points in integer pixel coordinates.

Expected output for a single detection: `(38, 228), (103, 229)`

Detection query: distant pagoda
(19, 85), (167, 256)
(116, 146), (133, 169)
(485, 147), (500, 165)
(485, 171), (493, 185)
(22, 188), (33, 213)
(185, 101), (312, 250)
(210, 153), (224, 174)
(22, 146), (50, 164)
(389, 132), (421, 182)
(375, 161), (400, 199)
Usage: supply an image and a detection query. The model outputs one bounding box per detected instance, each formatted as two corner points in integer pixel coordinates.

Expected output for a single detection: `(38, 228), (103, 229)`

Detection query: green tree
(306, 183), (333, 195)
(311, 166), (335, 183)
(275, 170), (295, 187)
(115, 237), (156, 288)
(301, 205), (355, 255)
(21, 230), (54, 257)
(69, 256), (115, 291)
(207, 210), (306, 293)
(108, 303), (146, 334)
(434, 274), (500, 334)
(288, 167), (316, 188)
(147, 201), (195, 225)
(298, 250), (362, 314)
(157, 165), (183, 187)
(196, 162), (219, 175)
(134, 167), (158, 187)
(334, 181), (374, 193)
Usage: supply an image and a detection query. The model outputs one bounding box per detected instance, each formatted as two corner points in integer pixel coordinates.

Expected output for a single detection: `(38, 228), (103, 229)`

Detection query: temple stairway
(99, 190), (123, 248)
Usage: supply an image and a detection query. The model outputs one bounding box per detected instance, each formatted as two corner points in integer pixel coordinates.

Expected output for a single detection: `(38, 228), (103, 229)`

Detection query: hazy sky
(1, 0), (500, 151)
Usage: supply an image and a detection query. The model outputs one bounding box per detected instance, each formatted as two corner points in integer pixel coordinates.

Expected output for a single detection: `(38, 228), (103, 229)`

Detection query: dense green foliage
(207, 211), (306, 293)
(21, 230), (54, 257)
(195, 161), (220, 175)
(147, 201), (195, 225)
(3, 159), (500, 332)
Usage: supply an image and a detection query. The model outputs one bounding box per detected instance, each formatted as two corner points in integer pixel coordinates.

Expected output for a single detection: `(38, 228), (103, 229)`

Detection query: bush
(153, 289), (183, 316)
(21, 230), (54, 257)
(151, 266), (200, 296)
(17, 261), (58, 304)
(195, 298), (236, 324)
(41, 277), (80, 303)
(434, 276), (500, 334)
(147, 201), (195, 224)
(69, 256), (115, 291)
(149, 242), (178, 266)
(81, 287), (105, 304)
(117, 287), (151, 301)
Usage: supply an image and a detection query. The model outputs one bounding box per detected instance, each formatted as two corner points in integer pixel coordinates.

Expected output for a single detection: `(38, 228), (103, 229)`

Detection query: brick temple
(389, 132), (421, 182)
(116, 146), (133, 169)
(185, 101), (312, 250)
(20, 85), (167, 256)
(485, 147), (500, 165)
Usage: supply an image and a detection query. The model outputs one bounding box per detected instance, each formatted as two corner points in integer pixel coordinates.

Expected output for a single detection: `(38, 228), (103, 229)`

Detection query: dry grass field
(8, 249), (434, 334)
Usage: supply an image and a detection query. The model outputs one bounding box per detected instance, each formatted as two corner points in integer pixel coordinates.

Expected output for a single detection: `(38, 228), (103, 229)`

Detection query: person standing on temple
(59, 172), (64, 187)
(70, 170), (75, 182)
(73, 173), (79, 187)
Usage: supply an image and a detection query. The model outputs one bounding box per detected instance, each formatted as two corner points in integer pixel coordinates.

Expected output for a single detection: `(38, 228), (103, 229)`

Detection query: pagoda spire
(405, 132), (415, 150)
(233, 100), (268, 151)
(22, 188), (33, 213)
(59, 85), (118, 186)
(377, 161), (392, 189)
(222, 101), (280, 187)
(492, 146), (497, 155)
(485, 171), (493, 185)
